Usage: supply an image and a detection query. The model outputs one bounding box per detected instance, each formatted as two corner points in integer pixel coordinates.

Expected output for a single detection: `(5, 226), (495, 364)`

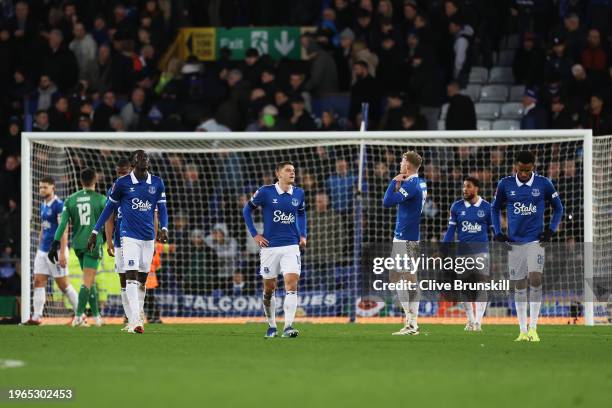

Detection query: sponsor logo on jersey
(273, 210), (295, 224)
(461, 221), (482, 233)
(131, 198), (153, 211)
(513, 202), (537, 215)
(531, 188), (540, 197)
(148, 186), (156, 194)
(292, 198), (299, 207)
(477, 210), (485, 218)
(398, 187), (409, 198)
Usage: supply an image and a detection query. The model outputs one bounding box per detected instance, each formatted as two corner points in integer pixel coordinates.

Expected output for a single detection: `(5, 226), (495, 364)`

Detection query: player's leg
(260, 246), (281, 338)
(473, 253), (491, 331)
(509, 245), (529, 341)
(280, 245), (301, 338)
(83, 251), (102, 325)
(30, 273), (49, 324)
(525, 242), (545, 341)
(123, 237), (145, 332)
(391, 241), (420, 335)
(137, 271), (148, 324)
(136, 240), (156, 327)
(115, 246), (131, 328)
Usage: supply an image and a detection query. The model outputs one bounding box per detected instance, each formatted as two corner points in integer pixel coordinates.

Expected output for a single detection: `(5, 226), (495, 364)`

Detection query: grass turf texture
(1, 324), (611, 408)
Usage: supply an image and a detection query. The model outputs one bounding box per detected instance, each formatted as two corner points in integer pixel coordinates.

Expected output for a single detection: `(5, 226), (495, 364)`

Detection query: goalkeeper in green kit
(48, 168), (107, 327)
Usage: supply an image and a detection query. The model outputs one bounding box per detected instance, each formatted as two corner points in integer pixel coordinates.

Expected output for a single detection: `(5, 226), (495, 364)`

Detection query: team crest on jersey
(477, 210), (485, 218)
(531, 188), (540, 197)
(292, 198), (299, 207)
(148, 186), (156, 194)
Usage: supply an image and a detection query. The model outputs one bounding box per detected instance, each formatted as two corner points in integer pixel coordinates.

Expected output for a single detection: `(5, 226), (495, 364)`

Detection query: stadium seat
(502, 33), (519, 50)
(509, 85), (525, 102)
(501, 102), (524, 119)
(475, 103), (501, 120)
(311, 93), (350, 120)
(461, 84), (481, 102)
(492, 120), (521, 130)
(477, 120), (492, 130)
(468, 66), (488, 84)
(497, 49), (515, 67)
(488, 67), (514, 84)
(479, 85), (509, 102)
(440, 103), (449, 120)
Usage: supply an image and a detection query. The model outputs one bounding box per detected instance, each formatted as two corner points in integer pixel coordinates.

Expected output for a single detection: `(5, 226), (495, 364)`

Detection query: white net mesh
(23, 132), (612, 323)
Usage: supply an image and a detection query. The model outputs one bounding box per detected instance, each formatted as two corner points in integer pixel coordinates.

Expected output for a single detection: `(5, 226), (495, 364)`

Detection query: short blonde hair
(402, 151), (422, 169)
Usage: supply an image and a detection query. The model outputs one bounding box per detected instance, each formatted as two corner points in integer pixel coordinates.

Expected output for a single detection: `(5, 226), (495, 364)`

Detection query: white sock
(475, 301), (488, 323)
(515, 288), (528, 333)
(126, 280), (141, 325)
(120, 288), (132, 321)
(396, 287), (410, 319)
(529, 285), (542, 330)
(263, 293), (277, 328)
(63, 285), (79, 312)
(283, 291), (298, 329)
(33, 287), (45, 320)
(463, 302), (475, 323)
(408, 300), (419, 327)
(138, 285), (146, 318)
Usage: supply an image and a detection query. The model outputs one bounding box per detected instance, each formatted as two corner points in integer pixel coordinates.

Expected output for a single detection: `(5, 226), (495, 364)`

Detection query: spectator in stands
(582, 94), (612, 136)
(91, 15), (110, 46)
(401, 108), (427, 130)
(550, 96), (579, 129)
(120, 87), (147, 130)
(92, 91), (118, 131)
(334, 28), (355, 91)
(0, 156), (20, 211)
(204, 223), (238, 291)
(520, 88), (548, 129)
(274, 88), (292, 120)
(349, 60), (380, 128)
(448, 15), (474, 88)
(376, 31), (402, 95)
(302, 34), (338, 97)
(333, 0), (354, 31)
(581, 28), (610, 89)
(1, 117), (21, 161)
(562, 13), (585, 62)
(513, 32), (546, 87)
(242, 48), (263, 87)
(290, 95), (316, 131)
(216, 69), (250, 131)
(320, 110), (341, 131)
(32, 109), (51, 132)
(288, 72), (313, 113)
(1, 198), (20, 251)
(445, 80), (476, 130)
(43, 29), (78, 92)
(350, 40), (378, 83)
(545, 35), (573, 84)
(306, 191), (345, 284)
(407, 49), (441, 129)
(567, 64), (593, 113)
(379, 92), (404, 130)
(29, 75), (59, 113)
(70, 22), (97, 82)
(48, 95), (71, 131)
(109, 114), (125, 132)
(91, 44), (112, 93)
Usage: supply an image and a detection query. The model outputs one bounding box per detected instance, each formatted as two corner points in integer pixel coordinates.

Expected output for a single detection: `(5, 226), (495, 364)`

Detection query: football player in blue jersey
(243, 162), (307, 338)
(383, 151), (427, 336)
(104, 158), (132, 330)
(26, 177), (79, 325)
(443, 177), (493, 331)
(492, 151), (563, 342)
(88, 150), (168, 334)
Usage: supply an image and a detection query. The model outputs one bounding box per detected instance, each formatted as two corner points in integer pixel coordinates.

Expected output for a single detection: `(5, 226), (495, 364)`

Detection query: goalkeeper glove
(48, 240), (61, 264)
(539, 229), (555, 243)
(494, 233), (509, 243)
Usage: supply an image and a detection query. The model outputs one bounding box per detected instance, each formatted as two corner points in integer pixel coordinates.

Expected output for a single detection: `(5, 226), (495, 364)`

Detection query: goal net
(21, 131), (612, 324)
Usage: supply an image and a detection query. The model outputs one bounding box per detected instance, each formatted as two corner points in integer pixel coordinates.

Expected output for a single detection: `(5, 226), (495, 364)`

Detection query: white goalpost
(21, 130), (612, 325)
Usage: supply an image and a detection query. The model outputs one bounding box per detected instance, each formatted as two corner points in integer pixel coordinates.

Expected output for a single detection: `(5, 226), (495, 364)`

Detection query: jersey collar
(274, 182), (293, 195)
(515, 173), (534, 187)
(45, 195), (58, 206)
(464, 196), (482, 208)
(130, 170), (152, 184)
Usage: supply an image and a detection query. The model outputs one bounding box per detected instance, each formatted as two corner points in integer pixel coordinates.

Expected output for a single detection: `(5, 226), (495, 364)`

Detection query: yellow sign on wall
(178, 28), (216, 61)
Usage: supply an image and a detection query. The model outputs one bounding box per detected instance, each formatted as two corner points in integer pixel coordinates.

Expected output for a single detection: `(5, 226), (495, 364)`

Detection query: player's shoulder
(292, 185), (305, 195)
(480, 197), (492, 206)
(534, 173), (554, 185)
(115, 174), (131, 186)
(150, 174), (164, 184)
(258, 184), (275, 193)
(451, 199), (464, 210)
(499, 175), (514, 184)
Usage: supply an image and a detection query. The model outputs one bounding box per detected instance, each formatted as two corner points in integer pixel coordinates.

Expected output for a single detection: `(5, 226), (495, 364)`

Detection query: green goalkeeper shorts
(75, 249), (101, 271)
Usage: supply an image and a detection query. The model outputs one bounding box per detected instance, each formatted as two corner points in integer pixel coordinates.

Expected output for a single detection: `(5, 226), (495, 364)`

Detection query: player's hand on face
(254, 234), (269, 248)
(299, 237), (307, 249)
(393, 174), (408, 182)
(157, 229), (169, 244)
(87, 233), (97, 252)
(47, 240), (60, 264)
(107, 241), (115, 257)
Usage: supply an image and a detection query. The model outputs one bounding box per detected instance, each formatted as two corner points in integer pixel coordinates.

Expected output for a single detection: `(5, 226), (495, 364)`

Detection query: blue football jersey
(448, 198), (492, 243)
(382, 175), (427, 241)
(248, 183), (306, 247)
(107, 187), (122, 248)
(39, 196), (63, 251)
(492, 173), (563, 243)
(107, 171), (166, 241)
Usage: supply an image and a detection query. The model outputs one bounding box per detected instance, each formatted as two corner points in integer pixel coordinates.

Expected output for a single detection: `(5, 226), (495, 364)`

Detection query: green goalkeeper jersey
(54, 189), (107, 251)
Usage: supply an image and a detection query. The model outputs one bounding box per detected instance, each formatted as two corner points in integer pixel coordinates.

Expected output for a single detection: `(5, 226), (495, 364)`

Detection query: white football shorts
(121, 237), (154, 273)
(260, 244), (301, 280)
(508, 241), (545, 280)
(34, 249), (69, 278)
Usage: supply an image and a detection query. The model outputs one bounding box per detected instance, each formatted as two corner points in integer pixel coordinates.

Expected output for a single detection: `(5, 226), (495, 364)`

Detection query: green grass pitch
(2, 324), (611, 408)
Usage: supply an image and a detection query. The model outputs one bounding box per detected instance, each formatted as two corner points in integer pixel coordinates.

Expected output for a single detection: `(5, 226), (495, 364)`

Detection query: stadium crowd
(0, 0), (608, 298)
